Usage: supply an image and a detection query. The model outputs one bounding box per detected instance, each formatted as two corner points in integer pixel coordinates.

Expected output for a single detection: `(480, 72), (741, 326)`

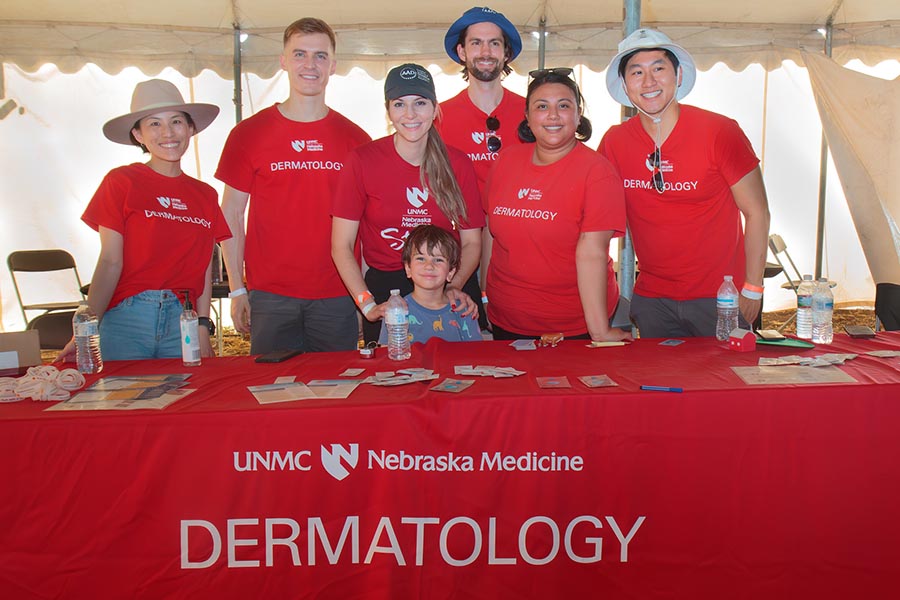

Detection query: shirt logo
(321, 443), (359, 481)
(472, 132), (485, 144)
(406, 186), (429, 208)
(518, 188), (543, 201)
(157, 196), (188, 210)
(291, 139), (324, 152)
(645, 154), (672, 174)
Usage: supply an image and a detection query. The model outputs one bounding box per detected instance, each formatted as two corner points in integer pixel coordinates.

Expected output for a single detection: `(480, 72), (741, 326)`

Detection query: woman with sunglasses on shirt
(482, 68), (631, 342)
(331, 63), (485, 344)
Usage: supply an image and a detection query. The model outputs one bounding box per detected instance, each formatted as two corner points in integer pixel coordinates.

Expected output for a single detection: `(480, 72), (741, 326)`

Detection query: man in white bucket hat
(598, 28), (770, 338)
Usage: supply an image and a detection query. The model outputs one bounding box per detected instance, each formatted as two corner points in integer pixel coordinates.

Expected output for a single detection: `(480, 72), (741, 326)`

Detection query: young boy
(379, 225), (483, 344)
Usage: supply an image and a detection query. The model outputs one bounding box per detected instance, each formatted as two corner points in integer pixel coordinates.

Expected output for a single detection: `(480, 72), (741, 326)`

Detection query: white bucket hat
(605, 28), (696, 107)
(103, 79), (219, 145)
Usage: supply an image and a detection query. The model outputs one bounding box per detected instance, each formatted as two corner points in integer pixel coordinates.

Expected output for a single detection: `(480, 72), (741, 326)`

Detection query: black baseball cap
(384, 63), (437, 103)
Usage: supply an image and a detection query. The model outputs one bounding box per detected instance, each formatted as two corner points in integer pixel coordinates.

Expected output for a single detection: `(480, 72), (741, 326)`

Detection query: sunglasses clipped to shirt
(647, 147), (665, 194)
(485, 115), (502, 153)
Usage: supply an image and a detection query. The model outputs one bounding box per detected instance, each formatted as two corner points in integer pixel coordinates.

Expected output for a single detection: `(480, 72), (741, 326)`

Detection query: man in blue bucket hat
(439, 7), (525, 331)
(439, 7), (525, 195)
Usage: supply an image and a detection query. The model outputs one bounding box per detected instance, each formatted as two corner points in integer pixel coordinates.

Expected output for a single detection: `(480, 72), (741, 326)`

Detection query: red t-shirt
(215, 106), (371, 298)
(485, 143), (625, 336)
(438, 87), (526, 195)
(598, 105), (760, 300)
(332, 136), (484, 271)
(82, 163), (231, 310)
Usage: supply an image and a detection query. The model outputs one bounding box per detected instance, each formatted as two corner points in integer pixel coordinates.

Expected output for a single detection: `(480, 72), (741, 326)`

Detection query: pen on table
(640, 385), (683, 393)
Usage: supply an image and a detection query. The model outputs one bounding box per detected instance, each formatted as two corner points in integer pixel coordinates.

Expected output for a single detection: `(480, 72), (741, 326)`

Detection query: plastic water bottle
(811, 278), (834, 344)
(180, 292), (201, 366)
(385, 289), (411, 361)
(795, 274), (815, 339)
(715, 275), (740, 341)
(73, 301), (103, 374)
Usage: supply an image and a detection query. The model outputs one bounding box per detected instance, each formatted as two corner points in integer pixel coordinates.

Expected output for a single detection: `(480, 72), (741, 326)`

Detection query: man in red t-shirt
(439, 7), (526, 195)
(216, 18), (371, 354)
(598, 28), (771, 338)
(438, 7), (525, 329)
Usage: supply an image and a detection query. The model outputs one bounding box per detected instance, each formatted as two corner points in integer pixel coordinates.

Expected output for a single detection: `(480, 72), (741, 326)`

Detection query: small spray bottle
(180, 290), (201, 367)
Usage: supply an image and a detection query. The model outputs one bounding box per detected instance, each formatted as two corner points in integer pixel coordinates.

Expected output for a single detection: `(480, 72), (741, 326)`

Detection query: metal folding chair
(7, 249), (86, 349)
(767, 234), (838, 332)
(767, 234), (803, 294)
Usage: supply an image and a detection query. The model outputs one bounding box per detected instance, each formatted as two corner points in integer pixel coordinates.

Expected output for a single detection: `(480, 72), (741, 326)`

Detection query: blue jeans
(100, 290), (183, 360)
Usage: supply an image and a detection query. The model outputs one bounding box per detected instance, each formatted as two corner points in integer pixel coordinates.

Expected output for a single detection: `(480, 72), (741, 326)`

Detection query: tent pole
(233, 25), (244, 124)
(538, 17), (546, 70)
(814, 20), (833, 279)
(618, 0), (641, 303)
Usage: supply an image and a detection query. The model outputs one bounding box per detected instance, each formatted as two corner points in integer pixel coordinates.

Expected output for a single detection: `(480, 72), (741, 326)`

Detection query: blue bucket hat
(444, 6), (522, 64)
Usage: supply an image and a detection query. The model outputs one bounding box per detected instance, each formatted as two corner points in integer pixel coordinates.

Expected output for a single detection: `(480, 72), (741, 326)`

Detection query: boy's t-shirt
(378, 294), (483, 345)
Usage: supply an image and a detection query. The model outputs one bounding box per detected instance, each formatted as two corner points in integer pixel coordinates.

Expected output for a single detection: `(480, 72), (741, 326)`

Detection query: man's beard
(467, 59), (502, 82)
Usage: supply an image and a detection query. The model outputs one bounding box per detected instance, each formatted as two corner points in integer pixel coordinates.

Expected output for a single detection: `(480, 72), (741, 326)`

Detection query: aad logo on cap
(400, 67), (418, 80)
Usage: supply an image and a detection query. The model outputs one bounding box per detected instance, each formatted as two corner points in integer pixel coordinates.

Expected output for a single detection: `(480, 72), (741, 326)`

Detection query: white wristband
(361, 301), (376, 316)
(740, 288), (763, 300)
(228, 287), (248, 299)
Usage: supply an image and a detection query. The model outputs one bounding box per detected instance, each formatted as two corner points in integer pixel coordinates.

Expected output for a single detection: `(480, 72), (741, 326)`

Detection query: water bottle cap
(390, 289), (400, 295)
(724, 275), (733, 281)
(802, 274), (812, 280)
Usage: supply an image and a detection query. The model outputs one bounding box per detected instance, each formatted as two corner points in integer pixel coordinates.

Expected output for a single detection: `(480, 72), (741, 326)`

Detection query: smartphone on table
(844, 325), (876, 339)
(254, 349), (304, 363)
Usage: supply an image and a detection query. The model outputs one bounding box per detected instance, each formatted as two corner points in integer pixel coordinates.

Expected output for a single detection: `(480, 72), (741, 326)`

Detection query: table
(3, 333), (900, 599)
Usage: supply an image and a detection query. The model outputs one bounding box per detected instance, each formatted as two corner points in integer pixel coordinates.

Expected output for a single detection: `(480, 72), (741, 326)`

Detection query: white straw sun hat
(102, 79), (219, 145)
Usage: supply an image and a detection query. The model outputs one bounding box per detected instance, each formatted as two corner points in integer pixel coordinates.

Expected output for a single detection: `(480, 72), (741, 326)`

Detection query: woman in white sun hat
(598, 28), (770, 339)
(58, 79), (231, 362)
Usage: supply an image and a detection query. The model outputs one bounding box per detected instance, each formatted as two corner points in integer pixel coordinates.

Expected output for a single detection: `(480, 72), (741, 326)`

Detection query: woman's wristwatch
(198, 316), (215, 336)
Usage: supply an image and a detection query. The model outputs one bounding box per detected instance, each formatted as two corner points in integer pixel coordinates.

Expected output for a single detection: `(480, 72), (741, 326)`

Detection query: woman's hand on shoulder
(446, 288), (479, 321)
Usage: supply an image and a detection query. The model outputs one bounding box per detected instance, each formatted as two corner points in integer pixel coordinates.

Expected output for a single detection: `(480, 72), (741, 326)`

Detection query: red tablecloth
(2, 333), (899, 599)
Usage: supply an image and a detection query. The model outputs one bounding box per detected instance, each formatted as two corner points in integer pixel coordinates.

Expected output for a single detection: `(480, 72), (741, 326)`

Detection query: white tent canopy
(3, 1), (900, 78)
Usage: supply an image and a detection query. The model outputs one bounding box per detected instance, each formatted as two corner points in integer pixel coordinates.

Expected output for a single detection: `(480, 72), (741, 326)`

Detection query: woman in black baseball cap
(332, 63), (486, 344)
